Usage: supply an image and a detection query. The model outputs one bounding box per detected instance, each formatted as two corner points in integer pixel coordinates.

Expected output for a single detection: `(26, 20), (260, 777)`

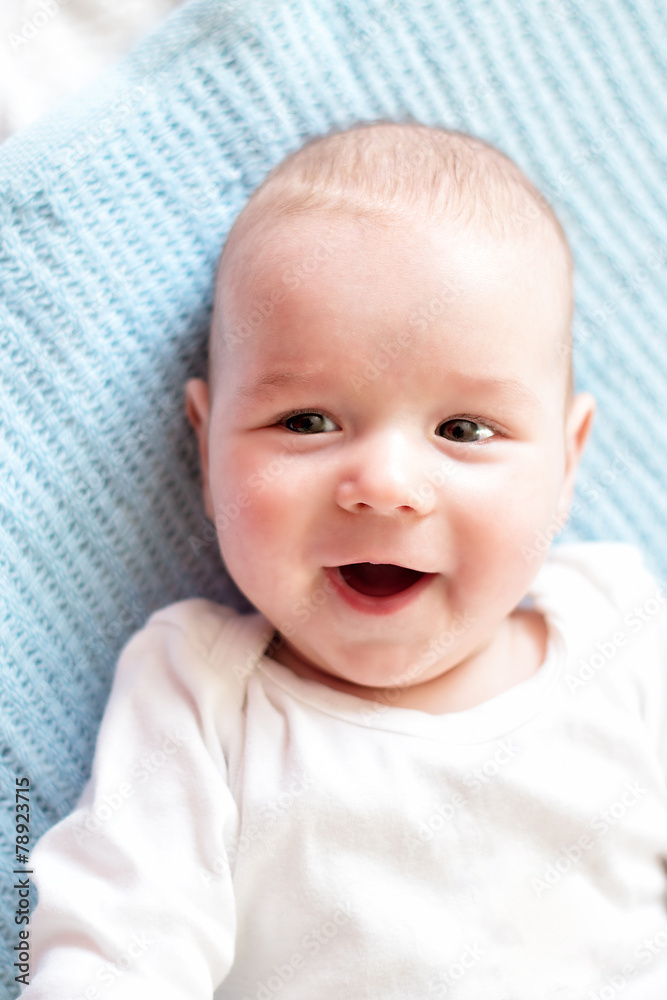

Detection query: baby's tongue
(339, 563), (424, 597)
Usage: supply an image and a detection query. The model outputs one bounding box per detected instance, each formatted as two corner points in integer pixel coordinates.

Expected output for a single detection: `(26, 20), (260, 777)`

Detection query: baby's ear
(557, 391), (596, 521)
(185, 379), (214, 520)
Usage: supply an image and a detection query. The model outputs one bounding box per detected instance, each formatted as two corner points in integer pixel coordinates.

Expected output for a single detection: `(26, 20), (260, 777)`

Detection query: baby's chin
(269, 622), (460, 698)
(268, 636), (423, 700)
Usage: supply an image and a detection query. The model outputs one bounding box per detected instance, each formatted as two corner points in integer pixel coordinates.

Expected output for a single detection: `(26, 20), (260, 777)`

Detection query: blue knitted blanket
(1, 0), (666, 993)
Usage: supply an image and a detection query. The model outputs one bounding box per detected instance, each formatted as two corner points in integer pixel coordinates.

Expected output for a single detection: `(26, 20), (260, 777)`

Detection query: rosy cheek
(214, 454), (298, 552)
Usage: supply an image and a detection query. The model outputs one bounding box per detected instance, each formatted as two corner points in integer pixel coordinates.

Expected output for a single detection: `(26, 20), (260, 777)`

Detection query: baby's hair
(210, 120), (574, 398)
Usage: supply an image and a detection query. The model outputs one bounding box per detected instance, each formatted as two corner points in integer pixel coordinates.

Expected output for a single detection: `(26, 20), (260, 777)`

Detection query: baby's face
(187, 210), (594, 696)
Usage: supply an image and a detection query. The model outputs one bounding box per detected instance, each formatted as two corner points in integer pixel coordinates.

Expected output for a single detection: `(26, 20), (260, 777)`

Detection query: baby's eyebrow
(236, 368), (542, 410)
(235, 368), (321, 400)
(465, 375), (542, 409)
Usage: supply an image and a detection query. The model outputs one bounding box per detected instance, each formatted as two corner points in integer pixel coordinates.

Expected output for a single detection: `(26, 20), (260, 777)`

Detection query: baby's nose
(334, 431), (436, 517)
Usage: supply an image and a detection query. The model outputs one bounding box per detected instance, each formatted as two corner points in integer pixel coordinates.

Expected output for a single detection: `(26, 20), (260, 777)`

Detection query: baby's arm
(22, 611), (239, 999)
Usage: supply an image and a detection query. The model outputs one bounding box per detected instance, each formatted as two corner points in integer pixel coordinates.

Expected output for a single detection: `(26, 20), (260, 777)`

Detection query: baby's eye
(437, 418), (495, 443)
(281, 412), (339, 434)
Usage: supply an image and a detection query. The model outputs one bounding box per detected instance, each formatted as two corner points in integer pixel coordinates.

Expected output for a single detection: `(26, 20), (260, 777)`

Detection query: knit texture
(1, 1), (665, 993)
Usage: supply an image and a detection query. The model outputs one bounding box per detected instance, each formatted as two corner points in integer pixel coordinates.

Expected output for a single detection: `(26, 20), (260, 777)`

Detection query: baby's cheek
(456, 465), (559, 569)
(492, 473), (565, 574)
(212, 460), (303, 569)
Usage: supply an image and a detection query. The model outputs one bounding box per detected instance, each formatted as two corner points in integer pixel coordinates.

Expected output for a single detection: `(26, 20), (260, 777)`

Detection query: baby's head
(186, 122), (595, 709)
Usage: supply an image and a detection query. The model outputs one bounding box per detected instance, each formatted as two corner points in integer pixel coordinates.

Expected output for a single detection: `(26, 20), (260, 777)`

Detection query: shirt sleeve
(22, 606), (244, 1000)
(599, 546), (667, 790)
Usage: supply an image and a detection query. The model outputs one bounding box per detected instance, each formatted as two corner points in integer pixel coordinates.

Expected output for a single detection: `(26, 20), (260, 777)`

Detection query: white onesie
(21, 543), (667, 999)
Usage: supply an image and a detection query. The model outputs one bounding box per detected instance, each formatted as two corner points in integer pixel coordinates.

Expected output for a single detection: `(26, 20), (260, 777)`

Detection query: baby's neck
(267, 609), (548, 716)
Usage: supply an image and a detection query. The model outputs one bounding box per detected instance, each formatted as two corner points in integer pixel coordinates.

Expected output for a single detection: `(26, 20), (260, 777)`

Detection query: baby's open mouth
(338, 563), (425, 598)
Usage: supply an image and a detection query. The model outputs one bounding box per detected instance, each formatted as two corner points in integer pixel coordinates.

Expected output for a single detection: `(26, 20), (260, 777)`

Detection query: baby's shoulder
(538, 540), (663, 613)
(537, 541), (667, 701)
(531, 541), (667, 675)
(148, 597), (252, 656)
(117, 598), (275, 706)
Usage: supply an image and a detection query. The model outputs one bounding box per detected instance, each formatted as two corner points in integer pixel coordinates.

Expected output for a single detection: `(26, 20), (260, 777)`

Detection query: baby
(22, 122), (667, 999)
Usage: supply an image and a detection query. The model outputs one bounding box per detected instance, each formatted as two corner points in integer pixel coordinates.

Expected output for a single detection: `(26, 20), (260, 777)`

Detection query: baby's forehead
(218, 205), (571, 338)
(218, 213), (570, 382)
(211, 124), (573, 392)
